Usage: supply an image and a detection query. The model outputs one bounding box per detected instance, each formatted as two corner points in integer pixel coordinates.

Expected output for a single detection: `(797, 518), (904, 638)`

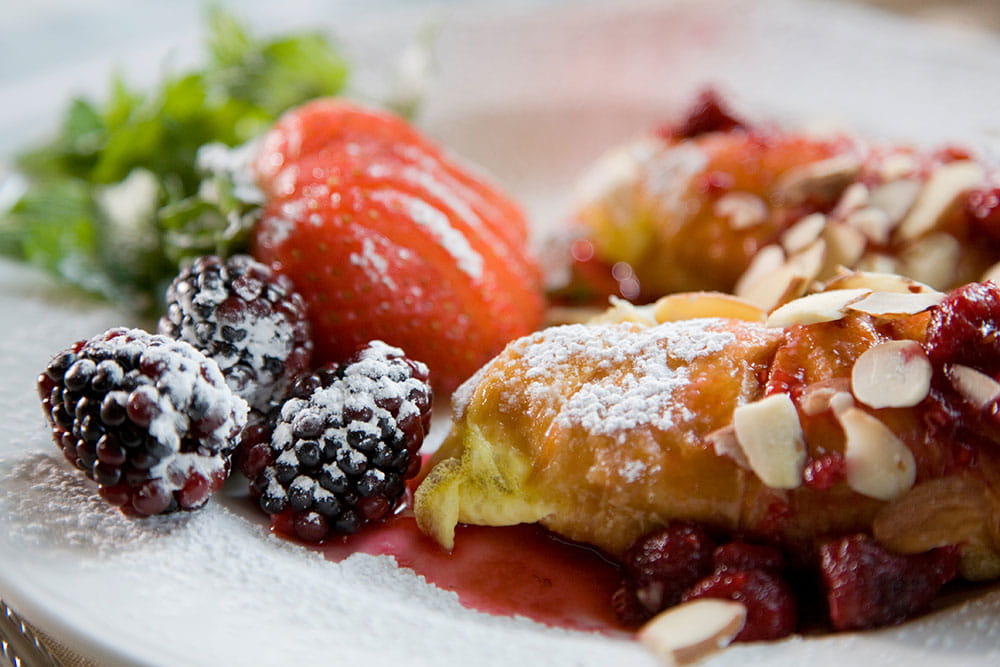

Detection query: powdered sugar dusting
(370, 190), (484, 279)
(349, 235), (398, 290)
(491, 320), (766, 442)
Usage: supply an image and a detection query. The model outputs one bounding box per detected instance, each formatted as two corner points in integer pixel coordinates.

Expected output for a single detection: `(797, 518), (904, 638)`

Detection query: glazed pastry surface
(416, 281), (1000, 579)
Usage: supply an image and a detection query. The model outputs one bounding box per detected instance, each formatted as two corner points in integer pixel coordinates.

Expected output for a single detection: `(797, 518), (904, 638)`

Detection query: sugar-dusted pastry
(415, 276), (1000, 586)
(558, 90), (1000, 310)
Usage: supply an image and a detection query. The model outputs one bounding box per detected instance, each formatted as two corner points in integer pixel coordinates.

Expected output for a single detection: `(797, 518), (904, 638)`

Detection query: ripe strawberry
(251, 99), (545, 393)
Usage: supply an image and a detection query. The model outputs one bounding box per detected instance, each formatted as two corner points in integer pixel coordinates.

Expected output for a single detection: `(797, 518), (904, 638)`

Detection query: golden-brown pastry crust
(417, 285), (1000, 578)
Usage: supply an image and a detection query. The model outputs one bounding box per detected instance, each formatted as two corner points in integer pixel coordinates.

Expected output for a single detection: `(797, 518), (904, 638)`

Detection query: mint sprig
(0, 8), (350, 313)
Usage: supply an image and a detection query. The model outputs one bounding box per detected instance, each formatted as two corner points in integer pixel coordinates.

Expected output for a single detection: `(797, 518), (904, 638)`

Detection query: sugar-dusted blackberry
(158, 254), (312, 415)
(247, 340), (432, 542)
(38, 328), (249, 517)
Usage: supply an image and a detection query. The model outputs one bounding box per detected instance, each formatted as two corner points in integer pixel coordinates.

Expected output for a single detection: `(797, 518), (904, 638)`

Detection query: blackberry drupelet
(38, 328), (249, 517)
(158, 254), (312, 415)
(246, 340), (432, 542)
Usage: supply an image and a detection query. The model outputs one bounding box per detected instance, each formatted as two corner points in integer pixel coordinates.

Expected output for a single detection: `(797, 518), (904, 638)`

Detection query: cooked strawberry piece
(252, 100), (544, 393)
(819, 534), (960, 631)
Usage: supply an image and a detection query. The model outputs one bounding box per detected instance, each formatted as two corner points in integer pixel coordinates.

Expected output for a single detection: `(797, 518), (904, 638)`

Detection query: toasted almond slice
(869, 179), (921, 222)
(766, 288), (871, 328)
(738, 264), (806, 312)
(856, 252), (899, 275)
(846, 206), (894, 244)
(590, 296), (658, 326)
(799, 379), (852, 416)
(714, 191), (768, 230)
(733, 393), (806, 489)
(788, 238), (826, 276)
(653, 292), (765, 323)
(706, 425), (750, 469)
(851, 340), (932, 408)
(773, 155), (862, 206)
(735, 244), (786, 297)
(782, 213), (826, 254)
(839, 407), (916, 501)
(832, 182), (870, 218)
(981, 261), (1000, 284)
(638, 599), (747, 666)
(948, 364), (1000, 409)
(820, 269), (938, 295)
(878, 153), (920, 181)
(897, 161), (984, 240)
(822, 221), (867, 269)
(898, 232), (960, 290)
(847, 291), (944, 316)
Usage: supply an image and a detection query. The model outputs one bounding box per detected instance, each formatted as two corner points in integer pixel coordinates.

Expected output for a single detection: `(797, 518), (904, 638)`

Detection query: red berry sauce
(269, 483), (628, 635)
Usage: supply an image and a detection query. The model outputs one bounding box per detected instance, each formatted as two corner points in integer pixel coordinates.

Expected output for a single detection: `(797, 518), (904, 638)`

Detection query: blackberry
(38, 328), (249, 517)
(247, 341), (432, 542)
(158, 254), (312, 415)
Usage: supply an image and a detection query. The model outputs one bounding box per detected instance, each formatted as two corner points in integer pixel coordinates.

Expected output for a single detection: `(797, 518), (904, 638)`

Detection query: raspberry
(247, 341), (432, 541)
(617, 522), (716, 619)
(662, 88), (745, 141)
(158, 254), (312, 415)
(712, 542), (785, 574)
(820, 534), (960, 631)
(683, 569), (797, 641)
(926, 281), (1000, 374)
(38, 328), (249, 516)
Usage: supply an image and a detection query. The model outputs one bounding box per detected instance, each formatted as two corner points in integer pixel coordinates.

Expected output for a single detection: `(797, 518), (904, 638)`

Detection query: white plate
(3, 1), (1000, 665)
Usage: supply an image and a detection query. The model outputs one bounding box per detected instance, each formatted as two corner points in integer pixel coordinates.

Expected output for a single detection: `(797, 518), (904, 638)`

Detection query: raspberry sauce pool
(274, 510), (629, 635)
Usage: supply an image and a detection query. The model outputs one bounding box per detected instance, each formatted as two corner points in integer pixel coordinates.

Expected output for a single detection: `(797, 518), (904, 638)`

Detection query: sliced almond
(799, 379), (852, 416)
(898, 232), (960, 290)
(714, 191), (768, 230)
(896, 161), (984, 240)
(773, 155), (862, 206)
(766, 288), (871, 328)
(653, 292), (765, 324)
(868, 178), (921, 222)
(786, 238), (827, 284)
(839, 407), (916, 501)
(877, 153), (920, 181)
(638, 599), (747, 666)
(732, 393), (806, 489)
(822, 221), (867, 269)
(846, 206), (894, 245)
(738, 265), (806, 312)
(781, 213), (826, 254)
(706, 425), (750, 469)
(948, 364), (1000, 409)
(847, 291), (944, 316)
(590, 296), (658, 326)
(856, 252), (899, 275)
(981, 261), (1000, 284)
(851, 340), (932, 408)
(820, 269), (937, 295)
(735, 244), (786, 297)
(832, 182), (870, 218)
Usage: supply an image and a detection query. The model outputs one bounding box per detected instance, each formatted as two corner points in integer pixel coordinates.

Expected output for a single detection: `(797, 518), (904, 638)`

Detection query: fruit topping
(615, 522), (716, 619)
(661, 88), (745, 141)
(251, 99), (545, 393)
(247, 340), (431, 541)
(819, 534), (960, 631)
(38, 327), (249, 516)
(682, 568), (797, 641)
(158, 254), (313, 415)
